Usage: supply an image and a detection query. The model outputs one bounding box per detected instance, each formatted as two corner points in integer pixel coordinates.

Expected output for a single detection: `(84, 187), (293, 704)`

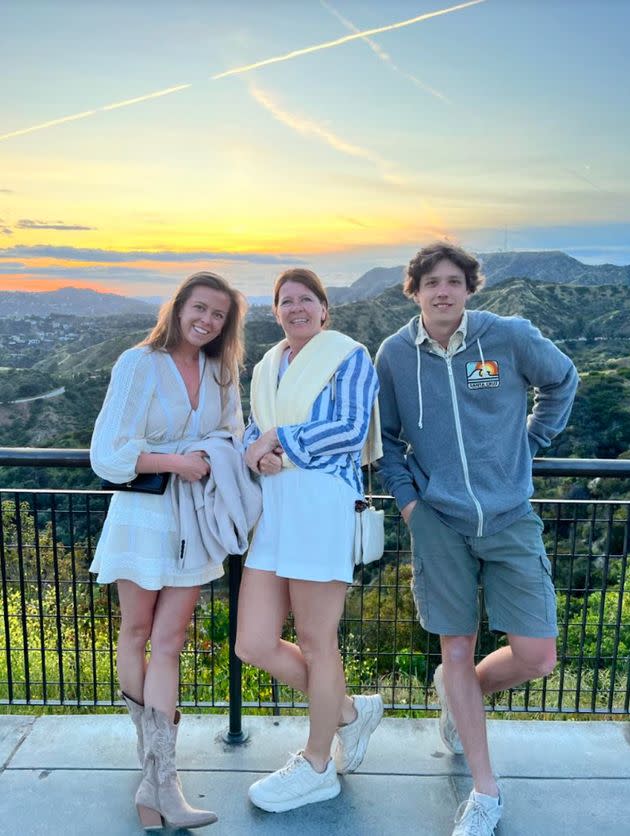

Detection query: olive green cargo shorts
(408, 502), (558, 638)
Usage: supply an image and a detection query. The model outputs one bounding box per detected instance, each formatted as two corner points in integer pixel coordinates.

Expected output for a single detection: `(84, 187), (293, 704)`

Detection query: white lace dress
(89, 346), (243, 589)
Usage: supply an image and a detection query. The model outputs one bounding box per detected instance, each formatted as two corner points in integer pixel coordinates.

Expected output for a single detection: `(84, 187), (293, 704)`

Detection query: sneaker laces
(454, 798), (496, 836)
(278, 752), (306, 777)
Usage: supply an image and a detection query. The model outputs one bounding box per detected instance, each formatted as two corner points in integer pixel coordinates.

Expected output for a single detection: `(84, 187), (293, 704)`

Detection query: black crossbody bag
(101, 470), (170, 495)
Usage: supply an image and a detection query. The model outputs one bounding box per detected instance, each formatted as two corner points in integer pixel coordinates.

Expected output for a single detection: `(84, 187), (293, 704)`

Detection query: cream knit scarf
(250, 330), (382, 467)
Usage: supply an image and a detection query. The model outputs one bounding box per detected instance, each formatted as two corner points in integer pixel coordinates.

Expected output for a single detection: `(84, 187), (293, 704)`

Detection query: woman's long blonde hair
(140, 271), (247, 387)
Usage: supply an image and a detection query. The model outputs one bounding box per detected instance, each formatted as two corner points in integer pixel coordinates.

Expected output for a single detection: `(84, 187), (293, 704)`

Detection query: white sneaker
(452, 790), (503, 835)
(248, 751), (340, 812)
(434, 664), (464, 755)
(333, 693), (384, 773)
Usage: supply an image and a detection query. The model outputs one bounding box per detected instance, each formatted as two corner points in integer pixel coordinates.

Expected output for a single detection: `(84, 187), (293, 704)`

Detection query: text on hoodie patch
(466, 360), (500, 389)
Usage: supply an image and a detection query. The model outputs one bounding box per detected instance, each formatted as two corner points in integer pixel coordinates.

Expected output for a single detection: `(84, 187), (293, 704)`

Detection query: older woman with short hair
(236, 267), (383, 813)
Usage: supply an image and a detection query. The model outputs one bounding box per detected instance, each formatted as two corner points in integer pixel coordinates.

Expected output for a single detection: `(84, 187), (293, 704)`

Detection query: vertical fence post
(222, 554), (248, 744)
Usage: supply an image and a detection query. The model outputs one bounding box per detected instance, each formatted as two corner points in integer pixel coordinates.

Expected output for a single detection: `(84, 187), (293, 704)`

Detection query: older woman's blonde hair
(140, 271), (247, 387)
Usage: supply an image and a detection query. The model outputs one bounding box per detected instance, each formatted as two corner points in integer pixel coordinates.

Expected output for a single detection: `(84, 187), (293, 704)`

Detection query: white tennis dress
(89, 346), (243, 590)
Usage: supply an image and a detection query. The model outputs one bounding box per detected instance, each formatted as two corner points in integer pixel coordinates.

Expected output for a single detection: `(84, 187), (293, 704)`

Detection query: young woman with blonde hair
(90, 271), (246, 829)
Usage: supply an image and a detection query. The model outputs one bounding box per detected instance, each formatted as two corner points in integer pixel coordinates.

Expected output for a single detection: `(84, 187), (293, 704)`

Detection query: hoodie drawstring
(477, 338), (485, 367)
(415, 328), (482, 432)
(416, 344), (423, 429)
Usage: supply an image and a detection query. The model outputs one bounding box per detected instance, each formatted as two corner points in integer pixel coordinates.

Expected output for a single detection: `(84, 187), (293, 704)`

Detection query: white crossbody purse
(352, 459), (385, 566)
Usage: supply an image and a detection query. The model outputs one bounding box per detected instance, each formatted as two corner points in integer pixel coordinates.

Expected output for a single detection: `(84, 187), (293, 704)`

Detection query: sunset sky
(1, 1), (629, 298)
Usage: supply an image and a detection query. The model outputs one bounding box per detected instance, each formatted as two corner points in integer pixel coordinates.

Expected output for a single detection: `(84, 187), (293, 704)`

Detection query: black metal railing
(1, 450), (629, 734)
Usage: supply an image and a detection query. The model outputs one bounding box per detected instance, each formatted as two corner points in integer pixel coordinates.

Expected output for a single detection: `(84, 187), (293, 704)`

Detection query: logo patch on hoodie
(466, 360), (500, 389)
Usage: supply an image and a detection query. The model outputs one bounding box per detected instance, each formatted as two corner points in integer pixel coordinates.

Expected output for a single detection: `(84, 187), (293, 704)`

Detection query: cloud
(249, 83), (405, 186)
(319, 0), (451, 104)
(0, 245), (302, 264)
(0, 188), (14, 194)
(338, 216), (370, 228)
(330, 172), (431, 196)
(0, 261), (27, 269)
(0, 260), (307, 290)
(16, 219), (96, 231)
(0, 262), (171, 284)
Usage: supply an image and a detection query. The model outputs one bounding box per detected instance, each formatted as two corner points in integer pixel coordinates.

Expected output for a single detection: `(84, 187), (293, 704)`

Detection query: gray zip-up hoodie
(375, 310), (578, 537)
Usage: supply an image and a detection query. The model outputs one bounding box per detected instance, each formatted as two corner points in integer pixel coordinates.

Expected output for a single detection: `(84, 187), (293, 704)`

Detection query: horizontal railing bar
(0, 448), (92, 467)
(2, 447), (630, 477)
(532, 458), (630, 477)
(0, 488), (106, 495)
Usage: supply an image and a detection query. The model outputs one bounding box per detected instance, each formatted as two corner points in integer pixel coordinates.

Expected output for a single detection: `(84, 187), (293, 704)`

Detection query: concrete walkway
(1, 714), (628, 835)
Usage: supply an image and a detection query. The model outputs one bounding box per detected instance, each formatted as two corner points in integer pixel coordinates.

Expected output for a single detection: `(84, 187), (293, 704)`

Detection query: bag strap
(350, 455), (374, 508)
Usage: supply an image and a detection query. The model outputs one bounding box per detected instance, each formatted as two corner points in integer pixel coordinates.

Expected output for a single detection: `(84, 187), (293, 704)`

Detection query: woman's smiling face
(274, 280), (327, 347)
(178, 286), (231, 349)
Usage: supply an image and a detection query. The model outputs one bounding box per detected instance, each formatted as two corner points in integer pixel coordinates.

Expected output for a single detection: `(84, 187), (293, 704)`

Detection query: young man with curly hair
(376, 242), (578, 835)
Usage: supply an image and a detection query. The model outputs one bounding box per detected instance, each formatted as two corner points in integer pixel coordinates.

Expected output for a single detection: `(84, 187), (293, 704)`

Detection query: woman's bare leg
(236, 568), (356, 724)
(116, 580), (158, 704)
(235, 568), (307, 690)
(290, 579), (349, 772)
(143, 585), (201, 718)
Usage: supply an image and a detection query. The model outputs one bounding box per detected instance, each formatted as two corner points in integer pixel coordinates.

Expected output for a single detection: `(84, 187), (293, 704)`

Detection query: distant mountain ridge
(1, 251), (629, 318)
(478, 251), (630, 287)
(327, 250), (630, 303)
(0, 287), (157, 317)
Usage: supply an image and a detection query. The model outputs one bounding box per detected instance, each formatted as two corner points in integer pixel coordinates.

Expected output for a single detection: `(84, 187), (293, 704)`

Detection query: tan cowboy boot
(135, 706), (217, 830)
(120, 691), (144, 764)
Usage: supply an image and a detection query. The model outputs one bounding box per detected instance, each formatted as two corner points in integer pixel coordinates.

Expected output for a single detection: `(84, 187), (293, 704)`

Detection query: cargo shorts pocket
(538, 553), (556, 624)
(410, 551), (429, 625)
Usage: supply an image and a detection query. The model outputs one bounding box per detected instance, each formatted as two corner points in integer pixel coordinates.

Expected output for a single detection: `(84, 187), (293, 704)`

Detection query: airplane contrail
(1, 109), (99, 142)
(100, 84), (192, 112)
(211, 1), (486, 80)
(319, 0), (452, 103)
(0, 1), (485, 143)
(0, 84), (192, 142)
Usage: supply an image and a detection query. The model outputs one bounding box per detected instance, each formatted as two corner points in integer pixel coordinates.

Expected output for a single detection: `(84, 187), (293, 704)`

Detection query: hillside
(0, 312), (155, 371)
(466, 279), (630, 338)
(327, 251), (630, 304)
(5, 278), (629, 384)
(328, 266), (405, 304)
(0, 287), (157, 318)
(34, 329), (152, 375)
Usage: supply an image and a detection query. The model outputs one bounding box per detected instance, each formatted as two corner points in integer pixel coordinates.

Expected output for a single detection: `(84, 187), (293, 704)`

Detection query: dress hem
(89, 566), (224, 590)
